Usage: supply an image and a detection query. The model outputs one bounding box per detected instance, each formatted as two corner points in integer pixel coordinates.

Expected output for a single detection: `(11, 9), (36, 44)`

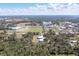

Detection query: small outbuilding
(37, 35), (45, 42)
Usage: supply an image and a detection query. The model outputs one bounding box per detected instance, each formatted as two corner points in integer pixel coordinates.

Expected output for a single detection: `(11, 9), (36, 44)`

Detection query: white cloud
(0, 3), (79, 15)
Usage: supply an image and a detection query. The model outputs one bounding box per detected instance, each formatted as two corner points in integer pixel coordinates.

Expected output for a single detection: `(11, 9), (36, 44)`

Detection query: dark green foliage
(0, 30), (78, 56)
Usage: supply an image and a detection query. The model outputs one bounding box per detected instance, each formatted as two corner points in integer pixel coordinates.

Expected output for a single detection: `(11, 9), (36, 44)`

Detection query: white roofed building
(37, 35), (45, 42)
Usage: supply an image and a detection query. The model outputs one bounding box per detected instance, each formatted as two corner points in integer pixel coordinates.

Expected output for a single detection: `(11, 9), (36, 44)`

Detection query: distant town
(0, 15), (79, 56)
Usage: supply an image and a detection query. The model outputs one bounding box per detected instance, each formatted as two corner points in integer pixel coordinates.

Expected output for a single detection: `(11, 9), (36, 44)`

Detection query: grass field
(0, 30), (15, 33)
(15, 26), (43, 38)
(28, 26), (43, 33)
(0, 26), (59, 34)
(0, 26), (43, 34)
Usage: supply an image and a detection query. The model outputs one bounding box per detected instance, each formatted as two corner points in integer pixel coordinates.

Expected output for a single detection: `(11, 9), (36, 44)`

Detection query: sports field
(0, 26), (43, 34)
(0, 26), (60, 34)
(28, 26), (43, 33)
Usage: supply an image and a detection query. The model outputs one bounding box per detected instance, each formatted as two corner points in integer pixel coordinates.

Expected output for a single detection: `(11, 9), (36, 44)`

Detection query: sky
(0, 3), (79, 15)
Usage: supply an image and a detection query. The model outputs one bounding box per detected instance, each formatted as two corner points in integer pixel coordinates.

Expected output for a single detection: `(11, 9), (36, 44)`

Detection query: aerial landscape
(0, 3), (79, 56)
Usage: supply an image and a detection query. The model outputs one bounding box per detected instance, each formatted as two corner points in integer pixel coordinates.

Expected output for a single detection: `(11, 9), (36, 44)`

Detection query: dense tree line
(0, 30), (79, 56)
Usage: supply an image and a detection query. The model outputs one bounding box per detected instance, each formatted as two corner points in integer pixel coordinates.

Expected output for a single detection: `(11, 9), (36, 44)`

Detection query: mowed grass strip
(28, 26), (43, 33)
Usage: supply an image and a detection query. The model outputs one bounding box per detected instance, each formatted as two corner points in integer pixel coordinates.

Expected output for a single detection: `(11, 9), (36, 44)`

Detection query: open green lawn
(28, 26), (43, 33)
(0, 26), (59, 34)
(0, 30), (14, 33)
(0, 26), (43, 34)
(15, 26), (43, 33)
